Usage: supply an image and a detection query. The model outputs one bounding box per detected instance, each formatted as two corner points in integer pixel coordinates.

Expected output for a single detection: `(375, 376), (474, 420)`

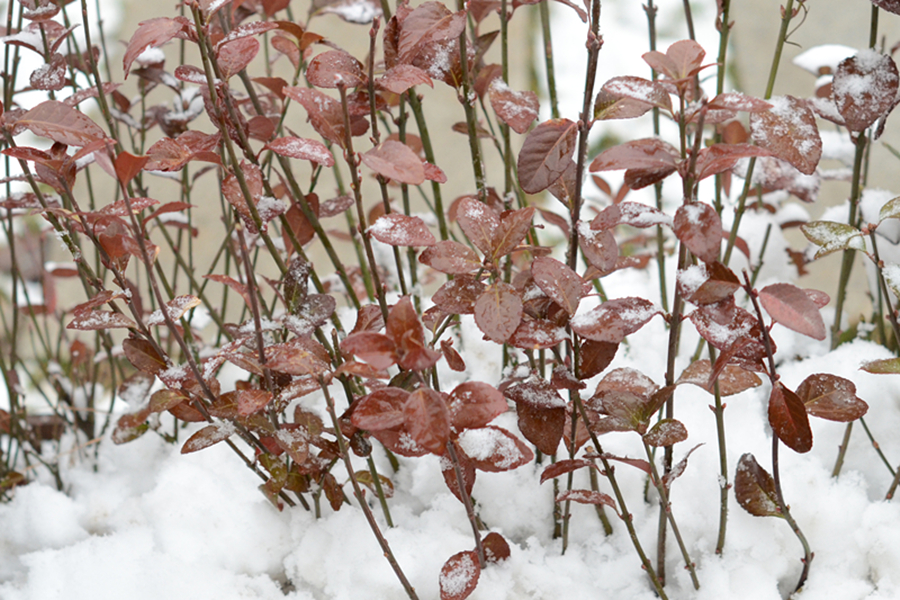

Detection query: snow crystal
(677, 264), (708, 298)
(458, 428), (519, 469)
(439, 552), (476, 596)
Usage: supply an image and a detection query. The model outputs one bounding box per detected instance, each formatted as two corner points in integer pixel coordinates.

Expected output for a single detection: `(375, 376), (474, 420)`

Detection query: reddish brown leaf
(433, 276), (485, 315)
(691, 143), (772, 181)
(16, 100), (105, 146)
(643, 39), (706, 81)
(489, 79), (539, 134)
(283, 86), (368, 148)
(593, 88), (654, 120)
(517, 119), (578, 194)
(369, 213), (436, 246)
(361, 140), (426, 185)
(643, 418), (688, 447)
(149, 389), (188, 413)
(474, 282), (523, 343)
(457, 425), (533, 472)
(589, 138), (679, 183)
(491, 206), (535, 260)
(307, 50), (366, 89)
(600, 75), (672, 112)
(217, 37), (259, 80)
(673, 202), (722, 264)
(203, 274), (253, 308)
(531, 256), (583, 316)
(456, 197), (500, 256)
(266, 338), (332, 376)
(833, 50), (899, 132)
(404, 388), (451, 455)
(123, 18), (186, 76)
(181, 423), (234, 454)
(378, 64), (434, 94)
(759, 282), (826, 340)
(266, 136), (334, 166)
(447, 381), (508, 430)
(677, 359), (762, 396)
(482, 532), (510, 564)
(398, 2), (467, 64)
(677, 261), (740, 306)
(508, 319), (568, 350)
(796, 373), (868, 422)
(556, 489), (616, 508)
(571, 297), (660, 343)
(236, 389), (273, 417)
(540, 458), (594, 484)
(734, 453), (780, 517)
(440, 339), (466, 372)
(351, 388), (410, 430)
(123, 338), (167, 374)
(420, 240), (481, 274)
(114, 151), (149, 186)
(505, 379), (565, 455)
(578, 340), (618, 380)
(578, 225), (618, 272)
(750, 96), (821, 175)
(340, 331), (398, 370)
(871, 0), (900, 15)
(68, 310), (135, 331)
(439, 550), (480, 600)
(590, 201), (672, 231)
(769, 383), (813, 453)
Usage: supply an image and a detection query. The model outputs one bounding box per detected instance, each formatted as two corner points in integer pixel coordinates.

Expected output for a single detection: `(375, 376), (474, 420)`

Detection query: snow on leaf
(456, 197), (500, 256)
(266, 136), (334, 166)
(601, 75), (672, 113)
(796, 373), (868, 422)
(146, 294), (201, 326)
(419, 240), (481, 274)
(833, 49), (899, 132)
(489, 79), (539, 134)
(571, 297), (661, 343)
(750, 95), (822, 175)
(181, 422), (235, 454)
(368, 213), (436, 246)
(457, 425), (533, 472)
(800, 220), (866, 258)
(306, 50), (366, 89)
(68, 310), (136, 331)
(673, 202), (722, 263)
(439, 550), (480, 600)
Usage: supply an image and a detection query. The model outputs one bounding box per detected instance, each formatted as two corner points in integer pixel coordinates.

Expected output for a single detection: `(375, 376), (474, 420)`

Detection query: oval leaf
(673, 202), (722, 264)
(734, 453), (781, 517)
(749, 96), (822, 175)
(531, 256), (583, 316)
(796, 373), (868, 422)
(759, 283), (826, 340)
(768, 383), (813, 453)
(369, 213), (436, 246)
(833, 50), (899, 132)
(474, 282), (522, 343)
(439, 550), (480, 600)
(457, 425), (533, 472)
(517, 119), (578, 194)
(571, 297), (660, 343)
(642, 418), (688, 447)
(360, 140), (425, 185)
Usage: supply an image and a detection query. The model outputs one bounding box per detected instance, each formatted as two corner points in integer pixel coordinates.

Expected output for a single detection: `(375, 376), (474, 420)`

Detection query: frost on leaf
(489, 79), (539, 134)
(832, 50), (899, 132)
(306, 50), (366, 89)
(419, 241), (481, 274)
(266, 136), (334, 166)
(750, 95), (822, 175)
(181, 422), (235, 454)
(643, 418), (688, 447)
(456, 197), (500, 256)
(439, 550), (480, 600)
(600, 75), (672, 113)
(673, 202), (722, 264)
(734, 453), (781, 518)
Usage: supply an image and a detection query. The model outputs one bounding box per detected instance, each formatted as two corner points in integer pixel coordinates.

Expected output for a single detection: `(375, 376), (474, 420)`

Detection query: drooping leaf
(474, 282), (522, 343)
(369, 213), (436, 246)
(539, 458), (595, 484)
(734, 453), (781, 517)
(796, 373), (868, 422)
(439, 550), (480, 600)
(768, 383), (813, 453)
(749, 95), (822, 175)
(360, 140), (426, 185)
(123, 338), (167, 374)
(517, 119), (578, 194)
(570, 297), (660, 343)
(556, 489), (617, 508)
(123, 17), (186, 76)
(832, 50), (899, 132)
(387, 296), (441, 371)
(457, 425), (533, 472)
(673, 202), (722, 264)
(531, 256), (583, 316)
(759, 282), (826, 340)
(397, 1), (467, 64)
(577, 340), (618, 380)
(441, 339), (467, 372)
